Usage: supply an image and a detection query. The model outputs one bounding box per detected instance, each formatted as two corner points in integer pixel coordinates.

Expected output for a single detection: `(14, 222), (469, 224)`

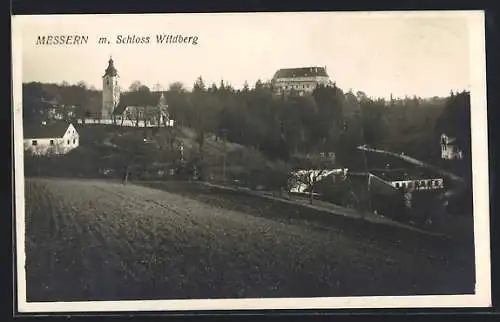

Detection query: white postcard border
(12, 11), (491, 313)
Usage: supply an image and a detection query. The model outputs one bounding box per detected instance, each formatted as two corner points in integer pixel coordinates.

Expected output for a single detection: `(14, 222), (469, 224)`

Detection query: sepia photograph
(12, 11), (491, 313)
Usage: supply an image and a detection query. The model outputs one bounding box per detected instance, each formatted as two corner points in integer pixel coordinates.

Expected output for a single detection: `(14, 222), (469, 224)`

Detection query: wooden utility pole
(221, 129), (228, 184)
(358, 107), (372, 216)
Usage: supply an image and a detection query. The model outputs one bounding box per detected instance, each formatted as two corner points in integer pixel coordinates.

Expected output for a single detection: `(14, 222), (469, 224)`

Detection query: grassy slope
(25, 177), (475, 302)
(75, 124), (246, 161)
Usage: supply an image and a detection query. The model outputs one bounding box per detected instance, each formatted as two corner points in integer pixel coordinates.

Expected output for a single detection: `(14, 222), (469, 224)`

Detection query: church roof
(24, 122), (73, 139)
(113, 91), (167, 115)
(103, 57), (118, 77)
(113, 102), (128, 115)
(273, 67), (328, 79)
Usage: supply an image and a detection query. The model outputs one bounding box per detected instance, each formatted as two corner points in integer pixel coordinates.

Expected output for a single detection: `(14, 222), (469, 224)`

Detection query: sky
(14, 11), (481, 99)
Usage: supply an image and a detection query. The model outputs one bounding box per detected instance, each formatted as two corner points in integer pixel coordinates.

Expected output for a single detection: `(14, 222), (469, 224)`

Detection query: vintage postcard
(12, 11), (491, 313)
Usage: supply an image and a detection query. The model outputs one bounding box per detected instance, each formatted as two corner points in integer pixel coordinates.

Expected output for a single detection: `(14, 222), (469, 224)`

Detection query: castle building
(271, 66), (333, 96)
(101, 56), (120, 119)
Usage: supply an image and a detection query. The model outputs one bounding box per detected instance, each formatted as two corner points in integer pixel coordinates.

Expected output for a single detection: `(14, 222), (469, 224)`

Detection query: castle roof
(273, 67), (328, 79)
(103, 57), (118, 77)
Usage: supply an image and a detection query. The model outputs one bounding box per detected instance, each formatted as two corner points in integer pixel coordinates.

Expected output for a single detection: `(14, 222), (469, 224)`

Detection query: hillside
(25, 123), (287, 187)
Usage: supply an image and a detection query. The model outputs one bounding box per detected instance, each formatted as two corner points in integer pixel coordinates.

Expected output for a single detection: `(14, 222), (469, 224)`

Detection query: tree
(311, 84), (344, 152)
(22, 82), (45, 124)
(359, 98), (388, 147)
(193, 76), (206, 92)
(242, 81), (250, 92)
(169, 82), (185, 93)
(289, 154), (335, 204)
(114, 132), (162, 184)
(129, 81), (143, 92)
(125, 84), (154, 126)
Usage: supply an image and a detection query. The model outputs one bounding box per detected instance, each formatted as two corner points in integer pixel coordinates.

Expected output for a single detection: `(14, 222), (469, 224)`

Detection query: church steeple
(104, 56), (118, 77)
(102, 56), (120, 120)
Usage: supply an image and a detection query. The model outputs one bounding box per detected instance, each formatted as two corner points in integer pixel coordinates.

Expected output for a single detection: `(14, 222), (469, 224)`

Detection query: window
(50, 140), (54, 145)
(395, 183), (400, 188)
(73, 139), (76, 144)
(31, 140), (37, 146)
(67, 140), (70, 144)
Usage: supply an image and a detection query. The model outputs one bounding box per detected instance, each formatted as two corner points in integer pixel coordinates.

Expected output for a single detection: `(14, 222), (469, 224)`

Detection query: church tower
(102, 56), (120, 119)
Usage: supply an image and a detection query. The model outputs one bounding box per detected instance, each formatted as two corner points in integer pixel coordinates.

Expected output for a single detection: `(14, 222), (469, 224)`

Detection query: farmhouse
(24, 122), (79, 156)
(271, 66), (333, 96)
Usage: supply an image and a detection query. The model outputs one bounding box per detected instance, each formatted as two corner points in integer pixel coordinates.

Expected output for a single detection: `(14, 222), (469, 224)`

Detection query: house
(24, 122), (79, 156)
(440, 133), (464, 160)
(370, 169), (444, 192)
(271, 66), (333, 96)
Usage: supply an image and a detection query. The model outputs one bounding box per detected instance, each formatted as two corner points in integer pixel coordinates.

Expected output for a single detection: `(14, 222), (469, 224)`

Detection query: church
(83, 57), (172, 127)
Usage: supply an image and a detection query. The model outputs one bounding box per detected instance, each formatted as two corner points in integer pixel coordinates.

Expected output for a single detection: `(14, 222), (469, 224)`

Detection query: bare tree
(289, 154), (334, 205)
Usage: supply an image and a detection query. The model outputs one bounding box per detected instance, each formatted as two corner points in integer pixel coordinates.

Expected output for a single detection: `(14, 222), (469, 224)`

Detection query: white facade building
(271, 67), (332, 96)
(440, 133), (464, 160)
(390, 178), (444, 191)
(24, 122), (79, 156)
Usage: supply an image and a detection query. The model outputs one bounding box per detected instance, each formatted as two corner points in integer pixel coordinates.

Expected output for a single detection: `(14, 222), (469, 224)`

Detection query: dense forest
(22, 78), (471, 170)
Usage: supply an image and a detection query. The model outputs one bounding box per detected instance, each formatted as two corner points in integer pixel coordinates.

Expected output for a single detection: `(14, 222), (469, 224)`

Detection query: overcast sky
(15, 11), (481, 98)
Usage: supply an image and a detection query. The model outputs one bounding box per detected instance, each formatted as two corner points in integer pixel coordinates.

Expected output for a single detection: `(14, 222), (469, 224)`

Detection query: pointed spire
(104, 55), (118, 77)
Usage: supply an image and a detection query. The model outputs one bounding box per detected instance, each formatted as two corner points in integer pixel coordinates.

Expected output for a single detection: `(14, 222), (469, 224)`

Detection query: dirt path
(357, 145), (464, 183)
(24, 177), (475, 302)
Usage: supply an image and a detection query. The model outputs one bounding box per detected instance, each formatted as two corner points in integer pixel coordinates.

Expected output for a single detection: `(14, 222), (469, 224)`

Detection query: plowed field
(24, 178), (475, 302)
